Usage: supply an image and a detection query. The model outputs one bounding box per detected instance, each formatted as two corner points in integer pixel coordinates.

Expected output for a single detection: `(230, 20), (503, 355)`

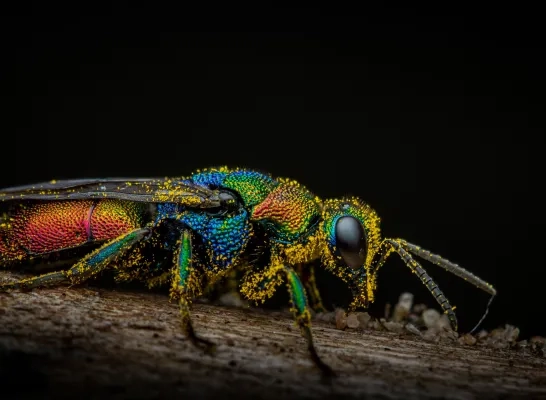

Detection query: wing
(0, 178), (222, 208)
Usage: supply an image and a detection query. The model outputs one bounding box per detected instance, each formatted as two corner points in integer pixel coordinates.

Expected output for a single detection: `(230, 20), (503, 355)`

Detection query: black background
(2, 4), (544, 338)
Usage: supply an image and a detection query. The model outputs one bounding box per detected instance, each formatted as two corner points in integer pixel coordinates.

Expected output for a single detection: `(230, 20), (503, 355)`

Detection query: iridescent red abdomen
(0, 199), (146, 261)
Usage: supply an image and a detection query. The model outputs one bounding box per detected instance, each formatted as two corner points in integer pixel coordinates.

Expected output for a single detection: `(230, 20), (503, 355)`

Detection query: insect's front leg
(295, 262), (327, 313)
(0, 228), (150, 292)
(170, 229), (216, 354)
(241, 261), (335, 378)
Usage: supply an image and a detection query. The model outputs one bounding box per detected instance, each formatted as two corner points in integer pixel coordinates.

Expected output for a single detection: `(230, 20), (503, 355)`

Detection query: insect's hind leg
(170, 230), (215, 354)
(241, 262), (335, 378)
(0, 228), (151, 292)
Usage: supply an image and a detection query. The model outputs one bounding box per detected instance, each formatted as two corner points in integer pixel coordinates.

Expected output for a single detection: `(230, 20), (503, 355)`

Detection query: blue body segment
(179, 210), (251, 271)
(154, 202), (251, 272)
(154, 203), (181, 223)
(189, 171), (227, 187)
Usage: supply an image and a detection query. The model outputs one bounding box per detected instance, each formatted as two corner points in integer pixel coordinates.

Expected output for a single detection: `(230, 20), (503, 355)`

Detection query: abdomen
(0, 199), (148, 264)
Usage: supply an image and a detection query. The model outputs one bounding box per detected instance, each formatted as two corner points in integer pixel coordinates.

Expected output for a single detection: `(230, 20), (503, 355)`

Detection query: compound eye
(218, 190), (239, 212)
(335, 216), (367, 269)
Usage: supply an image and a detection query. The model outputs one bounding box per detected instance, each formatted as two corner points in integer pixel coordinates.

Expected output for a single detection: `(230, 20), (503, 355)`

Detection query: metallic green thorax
(224, 171), (277, 207)
(189, 167), (278, 207)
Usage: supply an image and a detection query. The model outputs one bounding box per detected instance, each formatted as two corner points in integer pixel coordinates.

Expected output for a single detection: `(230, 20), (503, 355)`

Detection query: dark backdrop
(2, 4), (544, 338)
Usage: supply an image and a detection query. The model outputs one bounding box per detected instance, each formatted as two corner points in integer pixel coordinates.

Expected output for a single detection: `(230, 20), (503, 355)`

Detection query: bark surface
(1, 271), (545, 400)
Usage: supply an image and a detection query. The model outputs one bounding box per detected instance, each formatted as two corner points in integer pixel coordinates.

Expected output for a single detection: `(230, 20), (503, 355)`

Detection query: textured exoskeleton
(0, 167), (497, 377)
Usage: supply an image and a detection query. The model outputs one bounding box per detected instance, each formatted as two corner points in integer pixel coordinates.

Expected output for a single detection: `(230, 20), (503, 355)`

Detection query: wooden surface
(1, 271), (545, 400)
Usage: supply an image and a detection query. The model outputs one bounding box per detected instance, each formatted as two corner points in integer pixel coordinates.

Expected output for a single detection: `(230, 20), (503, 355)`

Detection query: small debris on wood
(392, 292), (413, 323)
(346, 313), (359, 329)
(217, 291), (249, 308)
(335, 308), (347, 330)
(404, 323), (422, 337)
(314, 291), (545, 355)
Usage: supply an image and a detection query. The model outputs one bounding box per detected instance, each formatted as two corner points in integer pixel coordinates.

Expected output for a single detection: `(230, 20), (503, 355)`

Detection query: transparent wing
(0, 178), (221, 208)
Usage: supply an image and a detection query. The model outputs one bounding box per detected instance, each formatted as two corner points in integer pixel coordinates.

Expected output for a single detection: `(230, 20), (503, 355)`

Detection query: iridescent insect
(0, 167), (497, 377)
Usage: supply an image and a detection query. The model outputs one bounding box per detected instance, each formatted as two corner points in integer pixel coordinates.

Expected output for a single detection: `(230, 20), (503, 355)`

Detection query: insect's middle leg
(241, 262), (335, 378)
(170, 229), (215, 354)
(0, 228), (150, 292)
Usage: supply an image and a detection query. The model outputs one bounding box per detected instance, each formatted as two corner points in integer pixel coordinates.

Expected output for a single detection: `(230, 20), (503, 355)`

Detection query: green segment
(286, 268), (307, 315)
(178, 231), (192, 284)
(88, 229), (145, 265)
(224, 171), (277, 207)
